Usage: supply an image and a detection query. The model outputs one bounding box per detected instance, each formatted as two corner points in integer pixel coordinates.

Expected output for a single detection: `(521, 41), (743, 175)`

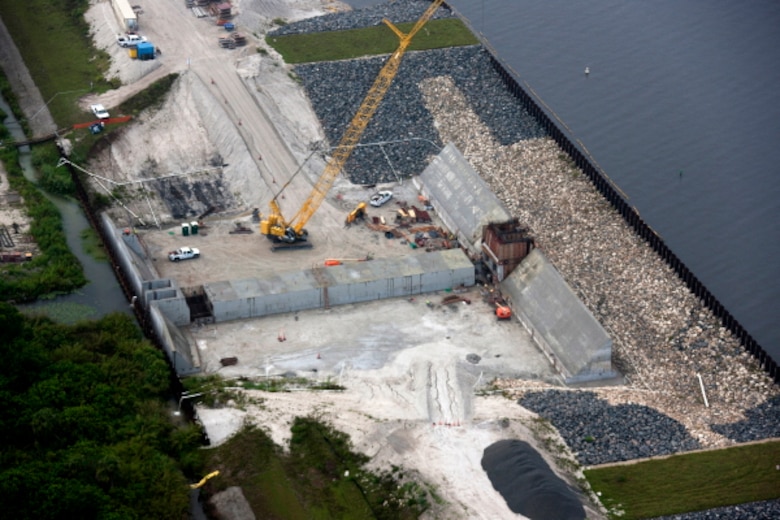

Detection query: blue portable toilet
(136, 42), (155, 60)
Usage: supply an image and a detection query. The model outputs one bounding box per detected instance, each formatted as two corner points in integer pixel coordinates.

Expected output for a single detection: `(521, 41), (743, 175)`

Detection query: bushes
(0, 305), (203, 519)
(0, 141), (86, 302)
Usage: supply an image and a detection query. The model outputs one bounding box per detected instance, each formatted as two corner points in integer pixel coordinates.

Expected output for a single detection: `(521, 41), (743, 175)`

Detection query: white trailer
(112, 0), (138, 32)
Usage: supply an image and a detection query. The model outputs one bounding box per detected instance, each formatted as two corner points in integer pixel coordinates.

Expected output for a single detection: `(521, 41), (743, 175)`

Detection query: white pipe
(696, 373), (709, 408)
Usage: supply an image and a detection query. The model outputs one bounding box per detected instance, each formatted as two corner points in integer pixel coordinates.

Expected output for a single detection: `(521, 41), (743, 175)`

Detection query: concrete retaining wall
(205, 249), (475, 322)
(502, 249), (616, 384)
(416, 143), (511, 255)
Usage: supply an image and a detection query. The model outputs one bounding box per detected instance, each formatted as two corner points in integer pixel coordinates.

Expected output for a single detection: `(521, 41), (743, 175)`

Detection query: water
(346, 0), (780, 361)
(0, 96), (131, 322)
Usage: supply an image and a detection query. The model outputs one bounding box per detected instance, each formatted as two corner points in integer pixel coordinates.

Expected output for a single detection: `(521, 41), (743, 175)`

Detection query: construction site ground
(3, 1), (601, 518)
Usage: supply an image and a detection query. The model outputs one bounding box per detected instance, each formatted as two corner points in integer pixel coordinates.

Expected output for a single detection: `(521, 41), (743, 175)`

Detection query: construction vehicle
(260, 0), (444, 248)
(345, 202), (367, 225)
(168, 247), (200, 262)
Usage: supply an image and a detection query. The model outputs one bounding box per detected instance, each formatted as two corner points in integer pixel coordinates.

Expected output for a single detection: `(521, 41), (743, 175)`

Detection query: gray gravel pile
(268, 0), (453, 36)
(518, 390), (701, 466)
(481, 440), (585, 520)
(294, 45), (545, 184)
(710, 395), (780, 442)
(650, 499), (780, 519)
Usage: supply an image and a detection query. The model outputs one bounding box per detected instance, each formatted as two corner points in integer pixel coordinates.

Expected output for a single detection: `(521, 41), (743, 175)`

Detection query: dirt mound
(481, 439), (585, 520)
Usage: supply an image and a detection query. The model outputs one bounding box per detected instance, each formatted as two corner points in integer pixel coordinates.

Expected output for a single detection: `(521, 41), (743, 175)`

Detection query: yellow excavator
(345, 202), (367, 225)
(260, 0), (444, 249)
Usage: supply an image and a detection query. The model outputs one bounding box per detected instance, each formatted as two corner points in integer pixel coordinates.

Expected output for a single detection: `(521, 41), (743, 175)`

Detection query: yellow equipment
(345, 201), (367, 225)
(260, 0), (444, 246)
(190, 470), (220, 489)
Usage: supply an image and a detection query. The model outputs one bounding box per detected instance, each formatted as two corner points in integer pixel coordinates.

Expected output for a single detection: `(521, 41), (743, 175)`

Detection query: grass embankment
(203, 421), (431, 520)
(0, 0), (115, 127)
(187, 376), (431, 518)
(585, 440), (780, 519)
(267, 17), (478, 64)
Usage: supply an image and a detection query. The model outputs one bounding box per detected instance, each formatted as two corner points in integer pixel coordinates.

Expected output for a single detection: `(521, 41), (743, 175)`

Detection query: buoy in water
(584, 66), (590, 76)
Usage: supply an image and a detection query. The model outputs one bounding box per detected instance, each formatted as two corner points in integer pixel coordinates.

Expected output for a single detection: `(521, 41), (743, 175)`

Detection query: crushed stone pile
(519, 390), (701, 466)
(269, 0), (453, 36)
(481, 439), (585, 520)
(273, 1), (544, 185)
(294, 46), (545, 184)
(649, 498), (780, 520)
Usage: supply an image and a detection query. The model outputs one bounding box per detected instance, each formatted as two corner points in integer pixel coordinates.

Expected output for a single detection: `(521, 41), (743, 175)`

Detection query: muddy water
(0, 94), (131, 322)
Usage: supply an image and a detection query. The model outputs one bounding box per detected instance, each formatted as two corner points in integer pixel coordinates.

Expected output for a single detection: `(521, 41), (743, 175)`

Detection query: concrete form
(501, 249), (617, 384)
(415, 142), (511, 255)
(204, 248), (475, 322)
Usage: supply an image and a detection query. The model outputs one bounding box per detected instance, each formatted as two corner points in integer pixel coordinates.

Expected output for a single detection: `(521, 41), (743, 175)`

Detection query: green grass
(585, 441), (780, 519)
(0, 0), (115, 129)
(267, 18), (478, 64)
(203, 420), (429, 519)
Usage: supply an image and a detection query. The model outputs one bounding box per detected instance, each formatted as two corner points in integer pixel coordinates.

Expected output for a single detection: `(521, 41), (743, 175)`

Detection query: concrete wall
(501, 249), (616, 384)
(100, 213), (150, 300)
(148, 305), (200, 376)
(100, 214), (194, 372)
(416, 143), (511, 255)
(204, 249), (475, 322)
(144, 279), (190, 326)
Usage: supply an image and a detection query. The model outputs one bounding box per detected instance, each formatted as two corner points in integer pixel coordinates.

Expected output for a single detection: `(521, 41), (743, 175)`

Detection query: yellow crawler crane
(261, 0), (444, 247)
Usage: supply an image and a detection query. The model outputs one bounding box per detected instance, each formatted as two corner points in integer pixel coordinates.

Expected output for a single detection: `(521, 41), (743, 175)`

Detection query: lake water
(345, 0), (780, 362)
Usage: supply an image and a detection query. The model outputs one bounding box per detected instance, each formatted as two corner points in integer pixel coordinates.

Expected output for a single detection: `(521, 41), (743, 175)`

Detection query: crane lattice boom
(262, 0), (444, 243)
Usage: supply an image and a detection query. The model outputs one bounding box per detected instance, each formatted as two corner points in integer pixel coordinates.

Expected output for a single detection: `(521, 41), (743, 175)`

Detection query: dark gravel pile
(268, 0), (454, 36)
(710, 395), (780, 442)
(649, 499), (780, 520)
(272, 2), (544, 184)
(482, 440), (585, 520)
(294, 46), (545, 184)
(518, 390), (701, 466)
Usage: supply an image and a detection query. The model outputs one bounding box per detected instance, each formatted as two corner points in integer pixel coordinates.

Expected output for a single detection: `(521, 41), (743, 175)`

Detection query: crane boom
(261, 0), (444, 244)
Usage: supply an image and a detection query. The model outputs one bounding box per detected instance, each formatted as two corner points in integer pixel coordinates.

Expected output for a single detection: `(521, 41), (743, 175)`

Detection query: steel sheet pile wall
(204, 249), (475, 322)
(478, 50), (778, 383)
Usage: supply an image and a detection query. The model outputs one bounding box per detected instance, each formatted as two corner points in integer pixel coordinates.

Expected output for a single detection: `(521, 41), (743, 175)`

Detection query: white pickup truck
(116, 34), (147, 48)
(168, 247), (200, 262)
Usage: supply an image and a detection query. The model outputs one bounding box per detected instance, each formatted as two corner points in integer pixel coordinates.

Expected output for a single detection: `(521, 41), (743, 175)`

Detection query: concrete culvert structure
(481, 439), (586, 520)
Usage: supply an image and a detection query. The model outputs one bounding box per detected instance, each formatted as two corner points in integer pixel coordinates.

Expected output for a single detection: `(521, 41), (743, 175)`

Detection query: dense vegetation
(267, 17), (478, 64)
(0, 110), (86, 301)
(203, 419), (432, 520)
(585, 441), (780, 519)
(0, 303), (204, 519)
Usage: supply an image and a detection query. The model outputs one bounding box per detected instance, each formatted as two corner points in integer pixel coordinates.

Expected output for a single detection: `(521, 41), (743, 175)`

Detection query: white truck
(116, 34), (147, 48)
(168, 247), (200, 262)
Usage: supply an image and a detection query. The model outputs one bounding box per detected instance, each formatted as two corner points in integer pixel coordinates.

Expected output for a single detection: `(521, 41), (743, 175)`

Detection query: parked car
(90, 103), (110, 119)
(116, 34), (147, 48)
(369, 190), (393, 207)
(168, 247), (200, 262)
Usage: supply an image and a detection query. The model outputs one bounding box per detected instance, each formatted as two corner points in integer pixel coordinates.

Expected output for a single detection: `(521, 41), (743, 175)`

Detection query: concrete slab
(187, 285), (560, 389)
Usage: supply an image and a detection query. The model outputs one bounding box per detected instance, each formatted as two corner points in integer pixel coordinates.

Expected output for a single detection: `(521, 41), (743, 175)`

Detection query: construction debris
(441, 294), (471, 305)
(228, 222), (253, 234)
